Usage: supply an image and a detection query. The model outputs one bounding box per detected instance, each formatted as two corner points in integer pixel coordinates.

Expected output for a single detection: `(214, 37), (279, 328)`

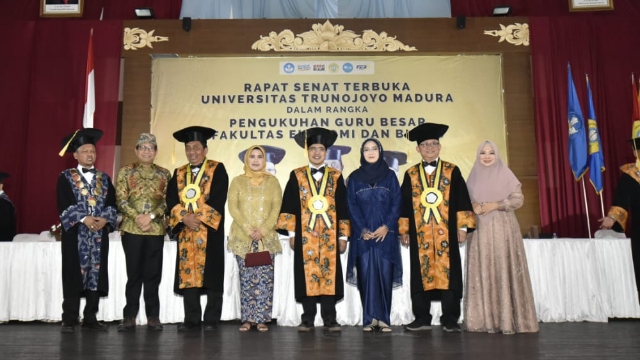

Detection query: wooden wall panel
(120, 17), (538, 233)
(121, 57), (152, 167)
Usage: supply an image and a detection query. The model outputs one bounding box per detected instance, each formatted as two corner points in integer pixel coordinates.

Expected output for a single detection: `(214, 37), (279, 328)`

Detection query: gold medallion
(81, 189), (89, 196)
(181, 160), (207, 212)
(419, 161), (444, 224)
(88, 197), (97, 207)
(305, 167), (332, 229)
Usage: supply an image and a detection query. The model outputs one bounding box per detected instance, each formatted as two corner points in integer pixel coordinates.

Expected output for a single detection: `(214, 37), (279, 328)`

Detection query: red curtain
(2, 0), (182, 20)
(0, 20), (122, 234)
(530, 16), (640, 237)
(451, 0), (640, 16)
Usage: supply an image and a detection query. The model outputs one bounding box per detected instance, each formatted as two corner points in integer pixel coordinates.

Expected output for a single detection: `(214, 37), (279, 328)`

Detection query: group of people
(51, 121), (549, 336)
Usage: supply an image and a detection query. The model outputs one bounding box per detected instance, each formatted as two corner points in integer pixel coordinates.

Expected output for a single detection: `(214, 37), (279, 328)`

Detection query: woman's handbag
(245, 240), (272, 267)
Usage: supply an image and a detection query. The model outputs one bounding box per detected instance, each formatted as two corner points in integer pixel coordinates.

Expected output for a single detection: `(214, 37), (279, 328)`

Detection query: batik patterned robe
(167, 160), (228, 294)
(57, 169), (117, 297)
(399, 161), (475, 300)
(277, 166), (350, 301)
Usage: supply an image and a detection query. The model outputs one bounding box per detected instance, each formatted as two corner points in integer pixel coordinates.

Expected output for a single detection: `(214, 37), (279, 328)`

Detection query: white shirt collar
(77, 164), (96, 181)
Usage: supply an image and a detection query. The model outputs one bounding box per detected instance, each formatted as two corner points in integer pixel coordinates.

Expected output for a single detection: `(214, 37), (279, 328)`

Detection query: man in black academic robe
(167, 126), (229, 331)
(399, 123), (475, 332)
(277, 127), (350, 332)
(600, 137), (640, 297)
(57, 128), (118, 333)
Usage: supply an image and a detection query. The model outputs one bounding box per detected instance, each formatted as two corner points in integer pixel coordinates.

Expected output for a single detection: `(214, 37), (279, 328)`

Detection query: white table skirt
(1, 234), (639, 325)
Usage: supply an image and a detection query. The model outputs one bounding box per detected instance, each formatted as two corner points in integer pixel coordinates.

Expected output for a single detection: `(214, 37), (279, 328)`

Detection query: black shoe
(177, 322), (200, 332)
(81, 321), (108, 331)
(297, 320), (314, 332)
(117, 318), (136, 332)
(60, 323), (75, 333)
(203, 323), (217, 331)
(147, 317), (163, 332)
(325, 319), (342, 332)
(405, 319), (432, 331)
(443, 323), (462, 333)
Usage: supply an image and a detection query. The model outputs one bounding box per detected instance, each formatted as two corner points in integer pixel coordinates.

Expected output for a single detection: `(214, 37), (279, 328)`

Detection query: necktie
(82, 167), (97, 174)
(423, 160), (437, 167)
(311, 167), (325, 175)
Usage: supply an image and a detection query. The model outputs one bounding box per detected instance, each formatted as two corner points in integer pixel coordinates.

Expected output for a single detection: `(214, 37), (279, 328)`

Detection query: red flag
(82, 30), (95, 128)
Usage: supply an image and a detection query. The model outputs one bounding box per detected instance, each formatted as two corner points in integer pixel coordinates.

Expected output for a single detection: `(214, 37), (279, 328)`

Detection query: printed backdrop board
(151, 55), (506, 184)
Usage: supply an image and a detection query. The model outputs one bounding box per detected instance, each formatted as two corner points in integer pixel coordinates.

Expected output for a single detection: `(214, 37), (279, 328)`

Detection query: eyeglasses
(419, 141), (440, 148)
(137, 145), (156, 152)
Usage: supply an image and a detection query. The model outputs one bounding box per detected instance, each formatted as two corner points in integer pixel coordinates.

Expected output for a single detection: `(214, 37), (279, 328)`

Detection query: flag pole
(581, 178), (592, 238)
(599, 193), (604, 218)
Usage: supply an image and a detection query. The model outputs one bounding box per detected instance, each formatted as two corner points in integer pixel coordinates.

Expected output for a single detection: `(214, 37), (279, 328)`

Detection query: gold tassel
(58, 130), (80, 157)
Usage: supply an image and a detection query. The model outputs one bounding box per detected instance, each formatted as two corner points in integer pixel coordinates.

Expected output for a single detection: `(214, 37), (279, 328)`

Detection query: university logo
(283, 63), (295, 74)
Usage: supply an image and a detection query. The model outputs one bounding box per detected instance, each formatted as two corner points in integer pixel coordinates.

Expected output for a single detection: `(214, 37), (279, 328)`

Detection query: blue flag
(567, 65), (588, 181)
(586, 76), (605, 193)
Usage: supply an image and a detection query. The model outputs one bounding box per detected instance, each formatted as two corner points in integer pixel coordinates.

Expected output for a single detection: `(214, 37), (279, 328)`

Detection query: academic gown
(278, 166), (350, 302)
(607, 165), (640, 290)
(400, 162), (475, 301)
(167, 161), (228, 295)
(56, 170), (117, 298)
(0, 194), (16, 241)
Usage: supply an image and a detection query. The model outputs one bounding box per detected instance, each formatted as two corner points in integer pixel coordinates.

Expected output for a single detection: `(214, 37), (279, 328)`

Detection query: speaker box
(456, 16), (466, 29)
(183, 17), (192, 32)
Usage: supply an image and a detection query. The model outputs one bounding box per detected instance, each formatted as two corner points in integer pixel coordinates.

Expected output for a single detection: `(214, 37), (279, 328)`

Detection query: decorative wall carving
(484, 23), (529, 46)
(123, 27), (169, 51)
(252, 20), (416, 52)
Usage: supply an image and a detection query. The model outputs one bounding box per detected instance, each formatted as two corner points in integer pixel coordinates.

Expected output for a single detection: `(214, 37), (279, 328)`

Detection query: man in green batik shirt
(116, 133), (171, 332)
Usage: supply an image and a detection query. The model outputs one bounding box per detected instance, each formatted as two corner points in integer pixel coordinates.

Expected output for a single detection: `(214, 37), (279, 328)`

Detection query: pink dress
(463, 186), (539, 334)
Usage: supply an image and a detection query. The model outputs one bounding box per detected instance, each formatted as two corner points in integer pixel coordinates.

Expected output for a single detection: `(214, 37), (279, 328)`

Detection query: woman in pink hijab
(463, 140), (538, 334)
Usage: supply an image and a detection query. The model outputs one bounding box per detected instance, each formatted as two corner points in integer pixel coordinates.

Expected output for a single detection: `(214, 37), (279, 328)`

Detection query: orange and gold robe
(606, 163), (640, 290)
(167, 160), (229, 294)
(277, 166), (350, 301)
(399, 161), (475, 299)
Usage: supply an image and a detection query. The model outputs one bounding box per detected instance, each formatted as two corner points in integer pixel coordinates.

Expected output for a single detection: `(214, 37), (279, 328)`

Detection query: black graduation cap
(325, 145), (351, 161)
(59, 128), (103, 156)
(237, 145), (286, 164)
(172, 126), (217, 145)
(0, 172), (8, 184)
(406, 123), (449, 144)
(383, 150), (408, 170)
(294, 127), (338, 149)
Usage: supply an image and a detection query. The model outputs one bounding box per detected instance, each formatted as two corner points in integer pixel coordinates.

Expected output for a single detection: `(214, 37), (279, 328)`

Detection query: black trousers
(411, 290), (460, 327)
(182, 288), (223, 325)
(121, 232), (165, 318)
(62, 290), (101, 324)
(300, 296), (337, 324)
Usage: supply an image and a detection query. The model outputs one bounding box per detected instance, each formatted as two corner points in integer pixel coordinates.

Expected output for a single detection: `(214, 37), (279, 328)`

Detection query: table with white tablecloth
(1, 234), (639, 325)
